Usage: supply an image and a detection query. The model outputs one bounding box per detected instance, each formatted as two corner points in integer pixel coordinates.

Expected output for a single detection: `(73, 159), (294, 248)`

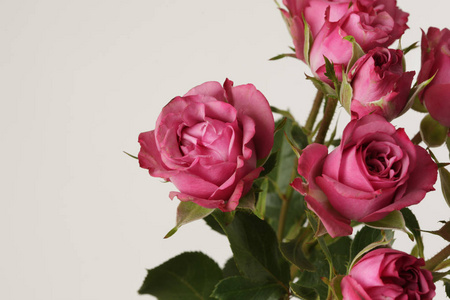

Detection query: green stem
(277, 194), (290, 243)
(425, 244), (450, 271)
(304, 90), (324, 135)
(314, 97), (338, 144)
(277, 162), (298, 242)
(411, 131), (422, 145)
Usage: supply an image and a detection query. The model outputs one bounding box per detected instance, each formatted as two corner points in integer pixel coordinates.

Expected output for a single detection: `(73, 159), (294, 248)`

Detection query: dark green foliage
(138, 252), (222, 300)
(213, 211), (290, 290)
(211, 277), (285, 300)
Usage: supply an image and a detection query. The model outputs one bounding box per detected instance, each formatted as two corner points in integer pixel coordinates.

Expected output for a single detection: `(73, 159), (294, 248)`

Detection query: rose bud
(418, 27), (450, 127)
(291, 114), (437, 237)
(138, 79), (274, 212)
(341, 248), (436, 299)
(309, 17), (353, 84)
(281, 0), (352, 62)
(348, 47), (415, 121)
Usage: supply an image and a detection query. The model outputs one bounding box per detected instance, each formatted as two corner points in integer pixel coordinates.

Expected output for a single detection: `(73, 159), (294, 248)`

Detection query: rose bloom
(341, 248), (436, 299)
(138, 79), (274, 212)
(348, 47), (415, 121)
(418, 27), (450, 127)
(291, 114), (437, 237)
(281, 0), (409, 63)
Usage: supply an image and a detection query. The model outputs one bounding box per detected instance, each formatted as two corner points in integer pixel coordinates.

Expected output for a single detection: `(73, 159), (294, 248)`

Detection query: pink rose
(348, 47), (415, 121)
(291, 114), (437, 237)
(418, 27), (450, 127)
(281, 0), (408, 62)
(341, 248), (436, 299)
(339, 0), (409, 52)
(138, 79), (274, 212)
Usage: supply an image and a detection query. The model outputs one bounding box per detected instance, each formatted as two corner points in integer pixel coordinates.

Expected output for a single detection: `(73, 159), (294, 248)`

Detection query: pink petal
(224, 79), (274, 159)
(341, 276), (373, 300)
(423, 83), (450, 127)
(184, 81), (227, 102)
(138, 130), (175, 179)
(171, 172), (219, 200)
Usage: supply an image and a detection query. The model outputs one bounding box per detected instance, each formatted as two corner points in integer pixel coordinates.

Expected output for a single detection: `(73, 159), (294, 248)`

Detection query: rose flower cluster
(136, 0), (450, 299)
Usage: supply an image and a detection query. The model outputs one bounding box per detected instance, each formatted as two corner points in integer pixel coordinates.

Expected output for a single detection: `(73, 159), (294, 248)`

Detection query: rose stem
(425, 244), (450, 271)
(277, 163), (298, 242)
(304, 90), (324, 136)
(314, 97), (338, 144)
(411, 131), (422, 145)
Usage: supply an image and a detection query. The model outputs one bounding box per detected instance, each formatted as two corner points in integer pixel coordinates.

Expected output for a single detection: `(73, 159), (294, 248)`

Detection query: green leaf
(349, 227), (393, 271)
(280, 234), (316, 272)
(259, 152), (278, 177)
(323, 56), (339, 91)
(269, 53), (297, 61)
(350, 226), (394, 261)
(447, 138), (450, 160)
(440, 167), (450, 209)
(212, 211), (290, 289)
(399, 74), (435, 117)
(290, 281), (319, 300)
(330, 275), (344, 300)
(420, 114), (448, 147)
(343, 35), (365, 73)
(402, 41), (418, 55)
(211, 276), (285, 300)
(364, 210), (413, 240)
(255, 177), (269, 219)
(305, 74), (336, 98)
(274, 117), (287, 134)
(204, 214), (225, 235)
(223, 258), (241, 278)
(138, 252), (222, 300)
(303, 15), (313, 65)
(165, 202), (214, 238)
(123, 151), (138, 159)
(265, 191), (306, 242)
(401, 208), (424, 258)
(350, 226), (385, 263)
(411, 94), (428, 113)
(435, 258), (450, 271)
(443, 278), (450, 298)
(284, 131), (302, 158)
(291, 123), (309, 150)
(237, 191), (256, 211)
(423, 221), (450, 242)
(432, 270), (450, 282)
(264, 118), (307, 238)
(270, 106), (295, 120)
(339, 73), (353, 114)
(267, 118), (299, 191)
(329, 237), (352, 275)
(294, 241), (330, 300)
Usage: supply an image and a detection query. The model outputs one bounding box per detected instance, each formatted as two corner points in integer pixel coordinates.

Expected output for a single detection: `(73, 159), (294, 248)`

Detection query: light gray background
(2, 0), (449, 299)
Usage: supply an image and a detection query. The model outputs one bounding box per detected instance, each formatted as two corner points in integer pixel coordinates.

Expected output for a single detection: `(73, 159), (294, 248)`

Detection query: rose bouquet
(129, 1), (450, 299)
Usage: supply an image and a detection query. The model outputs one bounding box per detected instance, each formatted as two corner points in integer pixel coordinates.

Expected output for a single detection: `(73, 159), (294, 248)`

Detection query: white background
(1, 0), (449, 299)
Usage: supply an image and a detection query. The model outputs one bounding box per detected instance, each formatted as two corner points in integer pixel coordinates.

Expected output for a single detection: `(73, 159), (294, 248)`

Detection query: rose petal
(184, 81), (227, 102)
(224, 79), (274, 159)
(341, 275), (373, 300)
(138, 130), (175, 179)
